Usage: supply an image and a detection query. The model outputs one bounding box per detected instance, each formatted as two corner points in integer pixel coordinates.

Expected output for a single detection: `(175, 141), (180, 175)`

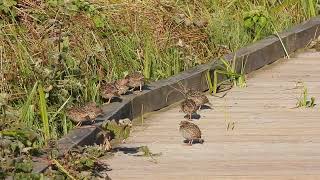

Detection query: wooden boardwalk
(107, 50), (320, 180)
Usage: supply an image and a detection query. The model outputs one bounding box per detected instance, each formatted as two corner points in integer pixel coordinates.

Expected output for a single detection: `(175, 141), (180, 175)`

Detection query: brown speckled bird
(100, 82), (120, 104)
(96, 130), (112, 151)
(125, 72), (145, 92)
(67, 102), (103, 126)
(179, 121), (204, 145)
(82, 102), (103, 119)
(180, 99), (198, 120)
(186, 89), (211, 110)
(115, 79), (130, 95)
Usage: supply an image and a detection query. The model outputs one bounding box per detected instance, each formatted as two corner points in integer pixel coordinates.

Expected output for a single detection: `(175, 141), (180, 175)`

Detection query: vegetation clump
(296, 85), (316, 108)
(0, 129), (112, 179)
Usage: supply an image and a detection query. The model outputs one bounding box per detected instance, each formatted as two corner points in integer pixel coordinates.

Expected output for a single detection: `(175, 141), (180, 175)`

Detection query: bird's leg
(139, 84), (142, 92)
(198, 105), (201, 111)
(189, 113), (192, 120)
(108, 98), (111, 104)
(188, 140), (193, 146)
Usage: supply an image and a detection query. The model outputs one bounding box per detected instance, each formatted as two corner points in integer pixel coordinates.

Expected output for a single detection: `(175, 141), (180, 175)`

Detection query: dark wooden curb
(32, 16), (320, 173)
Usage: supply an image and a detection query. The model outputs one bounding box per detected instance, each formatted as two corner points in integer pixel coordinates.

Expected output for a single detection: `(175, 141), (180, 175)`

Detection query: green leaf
(258, 16), (267, 27)
(252, 16), (259, 23)
(244, 18), (254, 29)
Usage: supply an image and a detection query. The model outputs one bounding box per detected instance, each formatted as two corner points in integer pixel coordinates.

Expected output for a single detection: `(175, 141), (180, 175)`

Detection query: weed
(101, 119), (132, 143)
(212, 55), (246, 94)
(243, 6), (271, 42)
(137, 145), (162, 163)
(223, 97), (236, 131)
(206, 69), (215, 95)
(296, 85), (316, 108)
(52, 159), (77, 180)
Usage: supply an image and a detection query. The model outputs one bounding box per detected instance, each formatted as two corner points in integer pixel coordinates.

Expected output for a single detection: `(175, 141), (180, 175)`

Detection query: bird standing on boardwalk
(180, 99), (198, 120)
(186, 89), (211, 110)
(125, 72), (145, 92)
(100, 82), (120, 104)
(179, 121), (204, 145)
(67, 102), (103, 127)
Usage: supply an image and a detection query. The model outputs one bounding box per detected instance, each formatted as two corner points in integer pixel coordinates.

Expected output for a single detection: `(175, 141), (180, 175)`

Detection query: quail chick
(180, 99), (198, 120)
(186, 89), (211, 110)
(125, 72), (145, 92)
(67, 107), (90, 127)
(179, 121), (204, 145)
(115, 79), (129, 95)
(82, 102), (103, 119)
(97, 130), (112, 151)
(100, 82), (120, 104)
(118, 118), (132, 143)
(67, 102), (103, 127)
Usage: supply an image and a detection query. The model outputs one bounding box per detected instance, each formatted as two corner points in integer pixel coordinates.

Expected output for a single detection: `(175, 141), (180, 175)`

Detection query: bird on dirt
(67, 102), (103, 127)
(180, 98), (198, 120)
(185, 89), (211, 110)
(125, 72), (145, 92)
(100, 82), (120, 104)
(114, 78), (130, 95)
(179, 120), (204, 146)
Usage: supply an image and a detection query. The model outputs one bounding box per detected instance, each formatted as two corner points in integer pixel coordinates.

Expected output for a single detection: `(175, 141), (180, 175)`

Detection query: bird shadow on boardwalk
(182, 139), (205, 144)
(112, 147), (140, 155)
(184, 113), (201, 120)
(112, 146), (162, 158)
(200, 105), (212, 110)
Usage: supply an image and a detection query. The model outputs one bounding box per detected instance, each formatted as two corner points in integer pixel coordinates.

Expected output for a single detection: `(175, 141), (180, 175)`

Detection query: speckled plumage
(180, 99), (198, 120)
(179, 121), (203, 145)
(186, 89), (210, 109)
(67, 102), (102, 126)
(115, 79), (130, 95)
(125, 72), (145, 91)
(100, 82), (120, 103)
(82, 102), (103, 119)
(67, 107), (90, 126)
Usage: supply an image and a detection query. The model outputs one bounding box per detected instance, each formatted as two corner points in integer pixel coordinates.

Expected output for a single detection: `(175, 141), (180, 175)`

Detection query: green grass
(296, 84), (316, 108)
(211, 54), (247, 94)
(0, 0), (318, 144)
(38, 84), (50, 143)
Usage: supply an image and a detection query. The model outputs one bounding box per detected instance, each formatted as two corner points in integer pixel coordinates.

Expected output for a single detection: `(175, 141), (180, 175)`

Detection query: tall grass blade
(20, 82), (38, 124)
(62, 114), (68, 136)
(49, 96), (71, 123)
(271, 22), (290, 59)
(38, 84), (50, 142)
(206, 70), (214, 94)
